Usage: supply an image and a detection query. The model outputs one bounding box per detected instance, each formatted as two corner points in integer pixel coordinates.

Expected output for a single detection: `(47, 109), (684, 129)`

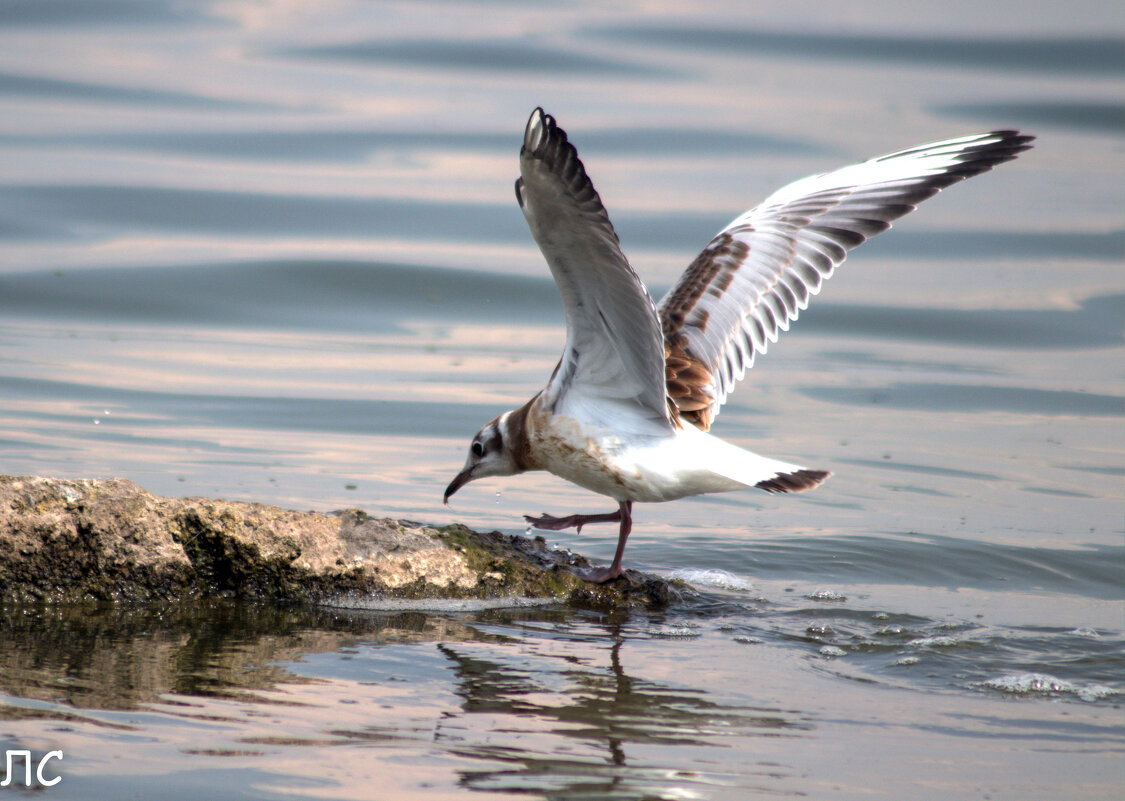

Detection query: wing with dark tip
(658, 130), (1035, 430)
(517, 107), (672, 431)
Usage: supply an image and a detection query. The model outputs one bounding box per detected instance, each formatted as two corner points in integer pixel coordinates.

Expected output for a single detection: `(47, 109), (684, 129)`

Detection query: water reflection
(0, 596), (1120, 797)
(437, 618), (807, 797)
(0, 602), (812, 798)
(0, 602), (453, 710)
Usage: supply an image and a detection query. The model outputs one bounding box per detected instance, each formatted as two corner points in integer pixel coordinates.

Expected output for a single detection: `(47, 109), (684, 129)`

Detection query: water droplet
(93, 419), (100, 425)
(494, 490), (502, 504)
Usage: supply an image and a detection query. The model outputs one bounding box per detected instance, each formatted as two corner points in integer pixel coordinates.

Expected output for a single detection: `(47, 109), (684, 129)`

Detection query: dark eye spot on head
(471, 441), (484, 458)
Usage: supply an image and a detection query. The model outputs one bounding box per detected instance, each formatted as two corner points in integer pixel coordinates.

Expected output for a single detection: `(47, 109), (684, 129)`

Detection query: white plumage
(445, 108), (1033, 582)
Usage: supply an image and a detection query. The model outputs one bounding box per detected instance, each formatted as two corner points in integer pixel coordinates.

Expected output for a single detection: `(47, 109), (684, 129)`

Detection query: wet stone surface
(0, 475), (683, 609)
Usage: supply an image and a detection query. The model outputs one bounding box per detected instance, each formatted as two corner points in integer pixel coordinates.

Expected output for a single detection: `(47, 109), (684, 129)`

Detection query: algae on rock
(0, 475), (680, 608)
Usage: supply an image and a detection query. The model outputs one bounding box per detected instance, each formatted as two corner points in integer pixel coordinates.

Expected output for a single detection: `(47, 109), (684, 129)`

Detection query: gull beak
(443, 466), (474, 505)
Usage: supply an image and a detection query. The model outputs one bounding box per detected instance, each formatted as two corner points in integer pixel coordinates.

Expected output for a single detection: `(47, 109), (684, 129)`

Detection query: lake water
(1, 1), (1123, 798)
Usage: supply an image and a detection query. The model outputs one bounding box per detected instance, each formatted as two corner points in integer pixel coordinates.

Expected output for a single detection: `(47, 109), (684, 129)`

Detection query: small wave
(875, 625), (907, 636)
(646, 624), (702, 638)
(906, 635), (962, 648)
(806, 588), (847, 602)
(1069, 627), (1101, 639)
(663, 568), (753, 592)
(977, 672), (1119, 702)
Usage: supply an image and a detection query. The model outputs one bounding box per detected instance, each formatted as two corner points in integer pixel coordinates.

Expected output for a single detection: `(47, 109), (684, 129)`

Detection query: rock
(0, 475), (683, 608)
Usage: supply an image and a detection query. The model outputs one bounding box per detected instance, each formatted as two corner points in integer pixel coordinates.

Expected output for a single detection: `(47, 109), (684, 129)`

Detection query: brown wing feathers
(661, 232), (752, 431)
(657, 130), (1033, 432)
(664, 334), (714, 426)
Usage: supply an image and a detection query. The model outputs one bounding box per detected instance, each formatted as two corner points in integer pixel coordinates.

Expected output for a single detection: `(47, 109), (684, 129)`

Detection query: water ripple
(285, 36), (675, 78)
(936, 100), (1125, 135)
(0, 260), (557, 329)
(592, 25), (1125, 76)
(0, 71), (279, 110)
(802, 382), (1125, 417)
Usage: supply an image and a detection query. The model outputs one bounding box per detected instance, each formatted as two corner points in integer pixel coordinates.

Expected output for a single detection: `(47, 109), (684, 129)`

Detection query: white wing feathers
(657, 129), (1034, 430)
(514, 108), (1032, 435)
(517, 108), (671, 431)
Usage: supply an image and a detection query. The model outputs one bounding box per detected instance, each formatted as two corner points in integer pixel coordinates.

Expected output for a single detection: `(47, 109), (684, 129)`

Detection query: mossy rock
(0, 476), (683, 609)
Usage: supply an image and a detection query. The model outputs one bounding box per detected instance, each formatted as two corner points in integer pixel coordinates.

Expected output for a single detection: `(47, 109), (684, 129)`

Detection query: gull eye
(471, 441), (485, 458)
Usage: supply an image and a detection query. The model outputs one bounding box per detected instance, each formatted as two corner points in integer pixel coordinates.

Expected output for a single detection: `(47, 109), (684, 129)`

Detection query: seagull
(444, 107), (1033, 582)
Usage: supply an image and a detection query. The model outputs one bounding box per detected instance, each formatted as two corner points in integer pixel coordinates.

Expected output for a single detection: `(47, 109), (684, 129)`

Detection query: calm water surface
(1, 1), (1122, 799)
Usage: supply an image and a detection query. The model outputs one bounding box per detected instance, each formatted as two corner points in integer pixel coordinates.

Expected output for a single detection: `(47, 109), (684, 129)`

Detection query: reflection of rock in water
(434, 623), (810, 797)
(0, 475), (681, 607)
(0, 599), (811, 798)
(0, 601), (485, 711)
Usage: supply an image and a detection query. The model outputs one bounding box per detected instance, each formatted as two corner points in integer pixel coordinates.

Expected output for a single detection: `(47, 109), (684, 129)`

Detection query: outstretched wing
(517, 107), (672, 432)
(658, 130), (1034, 430)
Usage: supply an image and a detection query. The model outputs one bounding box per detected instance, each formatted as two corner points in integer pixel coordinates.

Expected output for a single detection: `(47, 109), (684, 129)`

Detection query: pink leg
(523, 508), (622, 534)
(526, 501), (633, 583)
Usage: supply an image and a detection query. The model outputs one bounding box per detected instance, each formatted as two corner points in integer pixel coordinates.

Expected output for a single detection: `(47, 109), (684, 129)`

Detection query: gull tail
(755, 468), (831, 494)
(680, 425), (830, 495)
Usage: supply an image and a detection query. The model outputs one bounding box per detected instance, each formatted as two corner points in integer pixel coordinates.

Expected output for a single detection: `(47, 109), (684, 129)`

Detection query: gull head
(444, 413), (521, 504)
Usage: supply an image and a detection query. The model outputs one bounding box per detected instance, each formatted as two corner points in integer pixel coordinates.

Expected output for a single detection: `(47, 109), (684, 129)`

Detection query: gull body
(445, 108), (1033, 582)
(500, 394), (799, 504)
